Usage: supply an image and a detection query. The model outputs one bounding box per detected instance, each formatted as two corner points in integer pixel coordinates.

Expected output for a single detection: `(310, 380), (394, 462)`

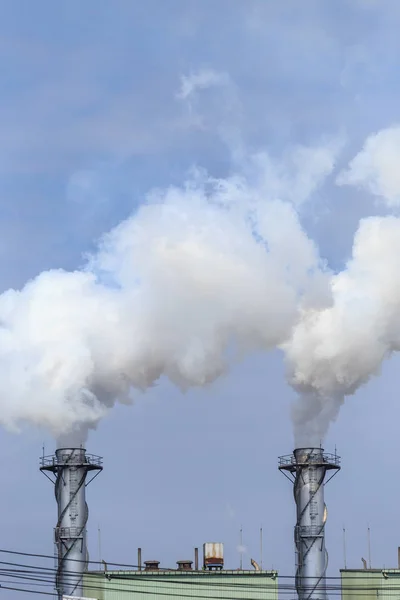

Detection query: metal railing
(295, 525), (325, 539)
(40, 453), (103, 468)
(55, 527), (85, 542)
(278, 452), (341, 468)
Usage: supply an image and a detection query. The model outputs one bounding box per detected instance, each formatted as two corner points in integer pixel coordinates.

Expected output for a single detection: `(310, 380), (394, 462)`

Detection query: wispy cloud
(245, 137), (344, 207)
(225, 503), (235, 519)
(177, 68), (230, 101)
(337, 126), (400, 207)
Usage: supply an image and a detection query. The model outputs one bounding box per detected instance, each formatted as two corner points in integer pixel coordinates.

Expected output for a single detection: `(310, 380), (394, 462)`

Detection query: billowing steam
(285, 216), (400, 445)
(1, 131), (399, 445)
(0, 161), (329, 444)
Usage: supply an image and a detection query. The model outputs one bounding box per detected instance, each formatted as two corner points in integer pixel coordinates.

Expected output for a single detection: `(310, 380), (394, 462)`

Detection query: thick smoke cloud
(1, 132), (398, 446)
(0, 156), (329, 445)
(285, 215), (400, 445)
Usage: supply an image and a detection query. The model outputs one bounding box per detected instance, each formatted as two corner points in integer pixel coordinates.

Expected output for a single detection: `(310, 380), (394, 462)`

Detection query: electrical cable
(2, 544), (396, 582)
(0, 548), (398, 600)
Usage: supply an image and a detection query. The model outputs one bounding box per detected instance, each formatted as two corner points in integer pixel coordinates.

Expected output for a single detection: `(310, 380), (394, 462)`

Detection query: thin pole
(98, 525), (102, 566)
(240, 526), (243, 570)
(343, 526), (347, 569)
(368, 526), (371, 569)
(260, 526), (263, 570)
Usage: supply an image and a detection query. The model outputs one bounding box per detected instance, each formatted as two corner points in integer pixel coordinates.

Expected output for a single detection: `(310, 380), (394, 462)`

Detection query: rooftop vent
(177, 560), (193, 571)
(144, 560), (160, 571)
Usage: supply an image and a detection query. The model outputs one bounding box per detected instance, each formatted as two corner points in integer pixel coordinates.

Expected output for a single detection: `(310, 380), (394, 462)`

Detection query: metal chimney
(279, 447), (340, 600)
(40, 447), (103, 599)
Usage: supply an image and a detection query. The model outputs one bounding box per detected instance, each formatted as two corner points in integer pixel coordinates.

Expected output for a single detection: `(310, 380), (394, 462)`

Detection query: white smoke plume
(0, 157), (330, 445)
(285, 215), (400, 446)
(1, 133), (398, 447)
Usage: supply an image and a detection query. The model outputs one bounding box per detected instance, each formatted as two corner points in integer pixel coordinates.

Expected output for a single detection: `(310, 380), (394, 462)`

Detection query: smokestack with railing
(279, 448), (340, 600)
(40, 448), (103, 599)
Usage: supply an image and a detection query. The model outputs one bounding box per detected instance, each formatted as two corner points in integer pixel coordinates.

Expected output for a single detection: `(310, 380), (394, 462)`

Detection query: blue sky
(2, 1), (400, 597)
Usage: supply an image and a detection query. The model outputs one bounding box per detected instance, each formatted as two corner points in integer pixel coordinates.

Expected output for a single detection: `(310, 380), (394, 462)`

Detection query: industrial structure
(33, 445), (365, 600)
(341, 568), (400, 599)
(83, 544), (278, 600)
(339, 548), (400, 598)
(279, 447), (341, 600)
(29, 437), (400, 599)
(341, 548), (400, 599)
(40, 447), (103, 599)
(83, 569), (278, 600)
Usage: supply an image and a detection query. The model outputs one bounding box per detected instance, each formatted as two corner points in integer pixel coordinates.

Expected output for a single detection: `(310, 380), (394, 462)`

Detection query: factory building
(83, 543), (278, 600)
(83, 568), (278, 600)
(341, 569), (400, 598)
(82, 545), (278, 600)
(341, 550), (400, 599)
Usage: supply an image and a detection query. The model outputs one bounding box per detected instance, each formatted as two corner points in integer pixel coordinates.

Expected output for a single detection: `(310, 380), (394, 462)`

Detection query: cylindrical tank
(203, 543), (224, 570)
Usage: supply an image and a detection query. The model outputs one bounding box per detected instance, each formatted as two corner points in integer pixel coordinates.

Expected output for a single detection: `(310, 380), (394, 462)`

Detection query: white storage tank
(203, 542), (224, 570)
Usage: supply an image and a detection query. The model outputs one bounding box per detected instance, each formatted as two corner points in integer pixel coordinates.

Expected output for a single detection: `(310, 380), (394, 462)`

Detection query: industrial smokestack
(279, 448), (340, 600)
(40, 448), (103, 599)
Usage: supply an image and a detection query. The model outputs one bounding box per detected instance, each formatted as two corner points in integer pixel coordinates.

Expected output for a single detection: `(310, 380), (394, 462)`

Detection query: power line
(0, 584), (55, 596)
(0, 548), (140, 570)
(0, 548), (397, 600)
